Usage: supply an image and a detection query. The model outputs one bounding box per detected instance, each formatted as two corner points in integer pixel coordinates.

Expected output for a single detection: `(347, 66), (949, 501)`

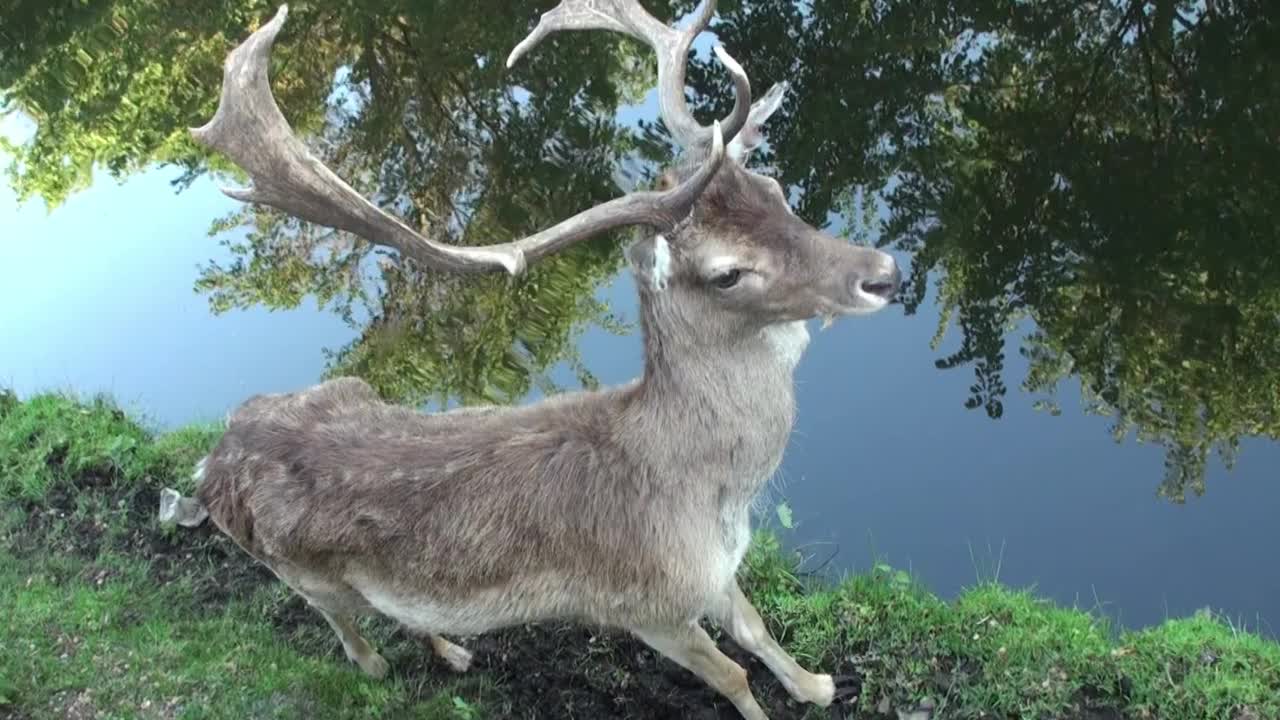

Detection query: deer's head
(191, 0), (898, 365)
(626, 152), (899, 349)
(505, 0), (899, 351)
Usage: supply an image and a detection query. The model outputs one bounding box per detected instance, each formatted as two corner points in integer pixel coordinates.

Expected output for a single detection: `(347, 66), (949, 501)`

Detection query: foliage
(1, 0), (665, 406)
(697, 0), (1280, 500)
(0, 0), (341, 205)
(740, 531), (1280, 719)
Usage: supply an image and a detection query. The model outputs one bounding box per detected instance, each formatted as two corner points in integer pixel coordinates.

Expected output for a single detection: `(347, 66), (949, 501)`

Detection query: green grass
(737, 525), (1279, 719)
(0, 389), (221, 501)
(2, 390), (1278, 719)
(0, 392), (485, 719)
(0, 552), (490, 719)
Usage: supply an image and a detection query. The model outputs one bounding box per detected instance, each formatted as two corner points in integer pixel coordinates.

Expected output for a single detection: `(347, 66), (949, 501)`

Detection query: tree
(0, 0), (348, 205)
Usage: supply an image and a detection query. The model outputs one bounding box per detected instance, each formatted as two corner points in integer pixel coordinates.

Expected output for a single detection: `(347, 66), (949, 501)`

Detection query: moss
(2, 390), (1277, 719)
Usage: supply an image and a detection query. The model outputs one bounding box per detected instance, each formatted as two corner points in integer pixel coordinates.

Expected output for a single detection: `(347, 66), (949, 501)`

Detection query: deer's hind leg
(427, 634), (473, 672)
(268, 565), (390, 679)
(316, 607), (390, 679)
(633, 623), (768, 720)
(400, 630), (473, 672)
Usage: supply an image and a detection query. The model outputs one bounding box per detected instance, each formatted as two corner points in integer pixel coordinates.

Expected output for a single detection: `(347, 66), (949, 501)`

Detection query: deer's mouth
(860, 279), (898, 298)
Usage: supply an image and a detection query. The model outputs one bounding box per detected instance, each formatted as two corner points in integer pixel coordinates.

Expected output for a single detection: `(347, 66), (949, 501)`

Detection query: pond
(2, 0), (1277, 636)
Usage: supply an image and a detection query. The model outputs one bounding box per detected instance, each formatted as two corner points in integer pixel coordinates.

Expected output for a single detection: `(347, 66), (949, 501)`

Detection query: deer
(165, 3), (900, 718)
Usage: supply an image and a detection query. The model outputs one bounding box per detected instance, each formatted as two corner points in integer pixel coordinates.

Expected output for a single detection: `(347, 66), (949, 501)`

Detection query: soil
(382, 622), (858, 719)
(12, 474), (274, 605)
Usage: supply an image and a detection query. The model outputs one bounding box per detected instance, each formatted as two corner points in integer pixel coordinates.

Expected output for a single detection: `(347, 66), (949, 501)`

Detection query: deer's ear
(627, 235), (673, 291)
(728, 80), (790, 161)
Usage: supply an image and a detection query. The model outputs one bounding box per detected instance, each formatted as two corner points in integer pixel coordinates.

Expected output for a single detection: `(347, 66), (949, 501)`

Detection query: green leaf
(775, 501), (794, 530)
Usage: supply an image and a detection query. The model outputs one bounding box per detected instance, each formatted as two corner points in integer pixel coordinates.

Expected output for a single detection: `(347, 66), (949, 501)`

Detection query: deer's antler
(191, 5), (725, 276)
(506, 0), (750, 150)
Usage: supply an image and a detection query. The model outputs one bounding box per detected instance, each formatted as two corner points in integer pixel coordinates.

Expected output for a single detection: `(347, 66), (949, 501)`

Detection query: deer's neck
(621, 310), (810, 496)
(638, 320), (809, 398)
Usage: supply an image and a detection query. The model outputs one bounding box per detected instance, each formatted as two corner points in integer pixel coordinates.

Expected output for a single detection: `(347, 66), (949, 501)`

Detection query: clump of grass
(0, 391), (483, 719)
(739, 531), (1280, 719)
(0, 543), (488, 719)
(938, 583), (1119, 713)
(0, 391), (222, 500)
(1119, 610), (1280, 718)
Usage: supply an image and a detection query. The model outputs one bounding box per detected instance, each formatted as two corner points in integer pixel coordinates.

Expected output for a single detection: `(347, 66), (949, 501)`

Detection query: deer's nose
(859, 273), (899, 299)
(847, 251), (901, 305)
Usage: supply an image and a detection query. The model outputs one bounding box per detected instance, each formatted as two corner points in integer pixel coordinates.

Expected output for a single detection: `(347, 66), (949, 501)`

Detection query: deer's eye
(710, 268), (743, 290)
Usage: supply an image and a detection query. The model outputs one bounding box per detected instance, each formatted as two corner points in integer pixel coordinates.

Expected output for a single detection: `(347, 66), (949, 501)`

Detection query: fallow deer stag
(169, 3), (900, 718)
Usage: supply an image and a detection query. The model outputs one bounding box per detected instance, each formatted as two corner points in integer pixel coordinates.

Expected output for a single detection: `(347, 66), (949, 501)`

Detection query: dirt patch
(278, 615), (1131, 720)
(309, 619), (865, 720)
(1073, 684), (1128, 720)
(8, 471), (275, 608)
(128, 519), (275, 606)
(106, 479), (276, 605)
(9, 481), (109, 561)
(245, 594), (864, 718)
(46, 690), (97, 720)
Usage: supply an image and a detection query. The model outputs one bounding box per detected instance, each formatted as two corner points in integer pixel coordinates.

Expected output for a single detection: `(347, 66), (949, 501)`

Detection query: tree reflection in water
(3, 0), (1277, 500)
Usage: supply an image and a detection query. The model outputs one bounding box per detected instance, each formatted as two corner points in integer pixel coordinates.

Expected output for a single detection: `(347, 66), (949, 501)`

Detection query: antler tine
(506, 0), (750, 150)
(727, 80), (789, 161)
(192, 5), (726, 277)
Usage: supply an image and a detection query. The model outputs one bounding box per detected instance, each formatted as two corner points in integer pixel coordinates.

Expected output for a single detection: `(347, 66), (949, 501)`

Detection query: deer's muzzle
(840, 248), (901, 314)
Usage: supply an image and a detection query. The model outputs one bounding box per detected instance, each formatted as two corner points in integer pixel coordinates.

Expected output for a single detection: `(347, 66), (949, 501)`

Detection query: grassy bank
(1, 390), (1277, 719)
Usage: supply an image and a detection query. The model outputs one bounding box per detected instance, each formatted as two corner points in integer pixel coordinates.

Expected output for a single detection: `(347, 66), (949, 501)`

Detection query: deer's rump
(195, 377), (402, 560)
(195, 379), (532, 563)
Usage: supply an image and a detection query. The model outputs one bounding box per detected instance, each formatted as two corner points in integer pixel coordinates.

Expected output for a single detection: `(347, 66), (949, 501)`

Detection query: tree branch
(1058, 0), (1143, 145)
(1137, 10), (1165, 142)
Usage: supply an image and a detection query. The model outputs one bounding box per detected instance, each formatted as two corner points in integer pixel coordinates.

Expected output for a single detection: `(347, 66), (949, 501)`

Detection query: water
(2, 0), (1276, 635)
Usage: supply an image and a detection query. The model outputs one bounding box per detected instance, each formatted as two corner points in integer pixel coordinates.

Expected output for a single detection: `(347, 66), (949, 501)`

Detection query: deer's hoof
(358, 652), (390, 679)
(810, 673), (836, 706)
(441, 643), (473, 673)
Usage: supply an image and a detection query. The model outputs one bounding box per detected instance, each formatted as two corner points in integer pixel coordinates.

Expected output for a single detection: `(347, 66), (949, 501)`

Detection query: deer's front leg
(712, 581), (835, 706)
